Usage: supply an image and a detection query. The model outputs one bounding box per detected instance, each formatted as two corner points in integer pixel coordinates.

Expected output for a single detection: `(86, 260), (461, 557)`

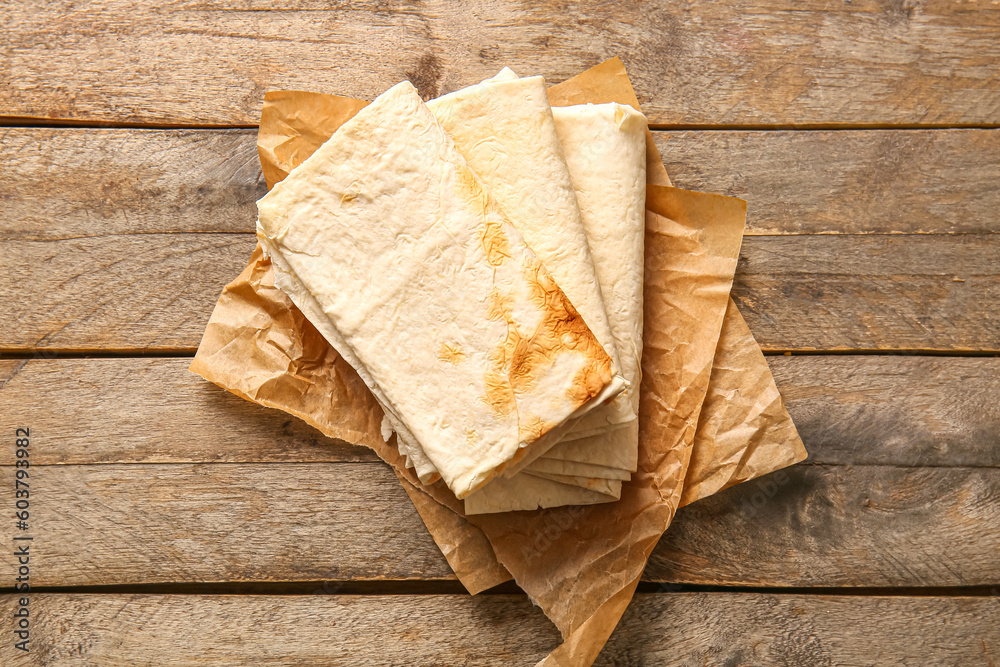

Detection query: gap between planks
(3, 355), (998, 468)
(2, 349), (999, 359)
(10, 581), (1000, 598)
(5, 126), (998, 238)
(3, 233), (997, 351)
(4, 117), (1000, 132)
(5, 0), (1000, 128)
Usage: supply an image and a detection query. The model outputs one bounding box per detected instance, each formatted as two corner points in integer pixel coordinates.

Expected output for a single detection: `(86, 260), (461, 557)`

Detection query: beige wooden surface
(3, 1), (1000, 126)
(0, 594), (996, 666)
(1, 1), (998, 664)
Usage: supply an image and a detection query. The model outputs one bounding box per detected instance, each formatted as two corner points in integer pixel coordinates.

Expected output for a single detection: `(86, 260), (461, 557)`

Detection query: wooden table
(2, 2), (998, 664)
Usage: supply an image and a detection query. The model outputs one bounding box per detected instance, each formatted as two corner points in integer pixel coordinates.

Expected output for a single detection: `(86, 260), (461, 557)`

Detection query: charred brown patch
(483, 368), (518, 419)
(518, 415), (549, 444)
(515, 256), (613, 405)
(480, 218), (511, 266)
(482, 287), (520, 418)
(480, 255), (613, 429)
(566, 360), (612, 406)
(437, 341), (466, 365)
(454, 164), (511, 267)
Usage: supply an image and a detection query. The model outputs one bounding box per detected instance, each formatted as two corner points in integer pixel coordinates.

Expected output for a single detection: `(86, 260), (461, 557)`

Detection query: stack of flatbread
(256, 69), (648, 514)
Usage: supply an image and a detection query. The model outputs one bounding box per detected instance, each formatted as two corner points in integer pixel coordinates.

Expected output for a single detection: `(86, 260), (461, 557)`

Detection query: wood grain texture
(768, 356), (1000, 468)
(0, 234), (252, 352)
(7, 128), (999, 240)
(4, 128), (997, 352)
(3, 232), (996, 351)
(2, 3), (996, 660)
(652, 463), (1000, 586)
(3, 356), (997, 468)
(731, 233), (999, 351)
(0, 461), (995, 588)
(0, 593), (996, 665)
(604, 593), (1000, 666)
(0, 462), (456, 586)
(654, 129), (1000, 235)
(3, 1), (1000, 126)
(0, 129), (265, 241)
(0, 358), (376, 465)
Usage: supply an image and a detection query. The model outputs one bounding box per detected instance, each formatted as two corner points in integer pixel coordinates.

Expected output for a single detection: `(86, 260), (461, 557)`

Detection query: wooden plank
(0, 461), (995, 588)
(0, 233), (251, 352)
(3, 232), (996, 352)
(0, 462), (456, 586)
(768, 356), (1000, 468)
(605, 594), (999, 666)
(655, 129), (1000, 235)
(0, 593), (558, 666)
(0, 129), (262, 241)
(0, 358), (377, 465)
(3, 1), (1000, 126)
(4, 128), (997, 351)
(652, 463), (1000, 586)
(3, 356), (997, 468)
(5, 128), (999, 240)
(0, 593), (995, 665)
(731, 233), (999, 351)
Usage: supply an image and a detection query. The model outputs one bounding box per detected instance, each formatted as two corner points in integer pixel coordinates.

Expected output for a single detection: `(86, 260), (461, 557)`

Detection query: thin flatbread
(427, 73), (634, 449)
(525, 456), (631, 481)
(525, 472), (622, 497)
(256, 81), (617, 499)
(539, 421), (641, 472)
(384, 70), (633, 482)
(534, 102), (648, 472)
(262, 232), (440, 482)
(464, 102), (648, 511)
(466, 103), (646, 512)
(464, 471), (615, 515)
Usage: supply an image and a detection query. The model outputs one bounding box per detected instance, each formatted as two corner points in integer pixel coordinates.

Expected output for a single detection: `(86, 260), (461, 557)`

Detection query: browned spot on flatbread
(518, 415), (549, 443)
(455, 160), (481, 198)
(483, 288), (519, 419)
(452, 162), (510, 266)
(481, 217), (511, 266)
(483, 367), (517, 419)
(437, 341), (465, 364)
(481, 253), (613, 439)
(516, 255), (613, 406)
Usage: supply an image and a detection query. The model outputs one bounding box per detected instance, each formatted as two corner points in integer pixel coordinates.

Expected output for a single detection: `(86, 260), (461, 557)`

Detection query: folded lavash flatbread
(465, 472), (616, 510)
(525, 472), (623, 496)
(263, 232), (439, 483)
(383, 69), (634, 486)
(429, 70), (635, 446)
(465, 102), (647, 513)
(256, 80), (619, 499)
(533, 103), (647, 474)
(538, 423), (639, 475)
(523, 456), (631, 481)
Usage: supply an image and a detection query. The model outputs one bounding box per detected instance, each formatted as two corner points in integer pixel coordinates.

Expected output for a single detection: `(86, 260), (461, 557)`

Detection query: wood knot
(405, 52), (443, 101)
